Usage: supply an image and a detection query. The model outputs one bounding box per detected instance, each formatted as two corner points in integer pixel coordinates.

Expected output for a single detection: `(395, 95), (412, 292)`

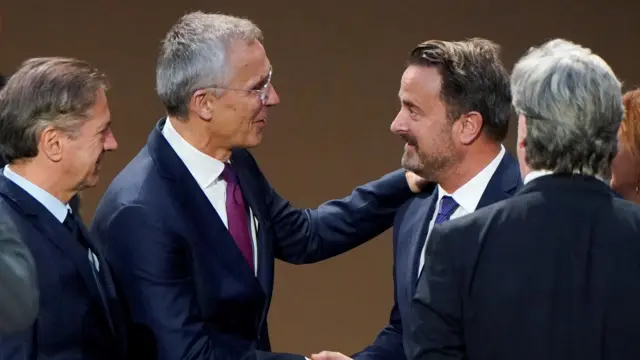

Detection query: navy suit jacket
(0, 175), (126, 360)
(90, 118), (415, 360)
(409, 174), (640, 360)
(354, 151), (522, 360)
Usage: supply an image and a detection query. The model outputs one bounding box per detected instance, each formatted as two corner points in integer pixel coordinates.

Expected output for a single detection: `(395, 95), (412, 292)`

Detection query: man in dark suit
(0, 73), (39, 335)
(409, 39), (640, 360)
(0, 214), (39, 335)
(312, 39), (521, 360)
(0, 57), (125, 359)
(90, 12), (425, 360)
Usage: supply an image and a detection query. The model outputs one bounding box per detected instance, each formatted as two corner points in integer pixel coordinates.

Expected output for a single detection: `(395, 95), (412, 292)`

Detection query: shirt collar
(3, 165), (70, 223)
(523, 170), (554, 185)
(436, 145), (506, 213)
(162, 117), (225, 188)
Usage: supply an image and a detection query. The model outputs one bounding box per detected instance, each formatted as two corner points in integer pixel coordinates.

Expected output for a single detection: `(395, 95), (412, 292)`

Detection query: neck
(9, 160), (76, 204)
(437, 142), (501, 194)
(169, 116), (232, 162)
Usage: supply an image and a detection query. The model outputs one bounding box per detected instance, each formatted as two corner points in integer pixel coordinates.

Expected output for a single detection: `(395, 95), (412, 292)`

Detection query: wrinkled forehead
(226, 39), (272, 85)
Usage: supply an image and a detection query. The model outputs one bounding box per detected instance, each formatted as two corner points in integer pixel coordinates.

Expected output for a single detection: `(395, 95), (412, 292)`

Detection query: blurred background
(1, 0), (639, 355)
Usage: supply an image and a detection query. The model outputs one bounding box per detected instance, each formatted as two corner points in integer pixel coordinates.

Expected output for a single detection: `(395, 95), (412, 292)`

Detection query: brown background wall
(2, 0), (639, 356)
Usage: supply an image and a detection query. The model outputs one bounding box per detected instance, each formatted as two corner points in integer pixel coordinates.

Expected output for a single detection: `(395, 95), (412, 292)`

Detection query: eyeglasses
(200, 68), (272, 105)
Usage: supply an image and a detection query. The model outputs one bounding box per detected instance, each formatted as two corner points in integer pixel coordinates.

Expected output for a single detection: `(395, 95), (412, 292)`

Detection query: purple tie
(221, 163), (254, 271)
(434, 195), (459, 224)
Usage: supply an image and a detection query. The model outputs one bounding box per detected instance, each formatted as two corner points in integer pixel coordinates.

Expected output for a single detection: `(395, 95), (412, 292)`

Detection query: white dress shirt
(162, 118), (259, 275)
(417, 145), (506, 275)
(3, 166), (101, 272)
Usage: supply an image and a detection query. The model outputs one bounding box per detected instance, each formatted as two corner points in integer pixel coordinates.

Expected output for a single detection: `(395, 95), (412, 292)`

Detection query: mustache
(400, 134), (418, 147)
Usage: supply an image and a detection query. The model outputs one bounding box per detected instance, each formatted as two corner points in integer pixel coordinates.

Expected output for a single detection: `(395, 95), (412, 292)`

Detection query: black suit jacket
(0, 213), (39, 335)
(90, 118), (415, 360)
(354, 151), (522, 360)
(0, 174), (127, 359)
(410, 174), (640, 360)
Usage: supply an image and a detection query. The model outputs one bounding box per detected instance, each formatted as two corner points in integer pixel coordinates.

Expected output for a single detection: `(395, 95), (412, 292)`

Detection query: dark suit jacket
(410, 174), (640, 360)
(90, 118), (415, 360)
(0, 174), (127, 359)
(0, 213), (39, 335)
(354, 151), (521, 360)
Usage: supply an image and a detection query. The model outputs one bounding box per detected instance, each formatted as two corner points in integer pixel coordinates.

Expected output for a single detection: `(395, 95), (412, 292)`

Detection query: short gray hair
(0, 57), (108, 163)
(156, 11), (263, 118)
(511, 39), (623, 179)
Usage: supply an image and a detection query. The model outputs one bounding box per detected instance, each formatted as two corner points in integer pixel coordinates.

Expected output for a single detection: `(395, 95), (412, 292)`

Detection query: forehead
(226, 39), (271, 83)
(399, 65), (442, 101)
(82, 88), (110, 128)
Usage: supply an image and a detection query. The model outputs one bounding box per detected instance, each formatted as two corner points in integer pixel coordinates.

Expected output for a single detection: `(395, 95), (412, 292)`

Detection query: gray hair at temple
(511, 39), (623, 179)
(156, 11), (263, 119)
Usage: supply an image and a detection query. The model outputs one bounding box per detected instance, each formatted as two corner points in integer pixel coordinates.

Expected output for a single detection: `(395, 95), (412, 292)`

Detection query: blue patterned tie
(434, 195), (459, 224)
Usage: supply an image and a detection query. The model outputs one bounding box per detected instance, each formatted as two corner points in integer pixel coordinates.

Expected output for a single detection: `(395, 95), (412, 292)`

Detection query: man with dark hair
(313, 38), (521, 360)
(0, 57), (125, 359)
(409, 38), (640, 360)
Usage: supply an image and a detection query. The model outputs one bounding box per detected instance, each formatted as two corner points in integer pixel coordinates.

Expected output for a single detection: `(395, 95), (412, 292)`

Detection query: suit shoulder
(432, 198), (512, 243)
(95, 147), (166, 215)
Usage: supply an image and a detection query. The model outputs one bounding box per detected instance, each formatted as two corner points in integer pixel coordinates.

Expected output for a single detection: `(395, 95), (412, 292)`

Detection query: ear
(517, 114), (527, 150)
(190, 89), (215, 121)
(40, 126), (63, 162)
(457, 111), (483, 145)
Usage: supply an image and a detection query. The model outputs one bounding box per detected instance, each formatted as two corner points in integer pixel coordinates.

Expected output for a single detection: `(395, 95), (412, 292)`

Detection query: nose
(265, 84), (280, 106)
(104, 129), (118, 151)
(390, 111), (406, 134)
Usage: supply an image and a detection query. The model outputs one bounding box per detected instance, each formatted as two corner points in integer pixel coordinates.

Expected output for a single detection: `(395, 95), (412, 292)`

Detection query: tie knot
(438, 196), (459, 217)
(221, 163), (237, 184)
(63, 210), (77, 232)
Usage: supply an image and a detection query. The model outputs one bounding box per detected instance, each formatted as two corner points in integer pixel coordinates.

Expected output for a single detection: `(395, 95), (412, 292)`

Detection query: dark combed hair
(408, 38), (512, 142)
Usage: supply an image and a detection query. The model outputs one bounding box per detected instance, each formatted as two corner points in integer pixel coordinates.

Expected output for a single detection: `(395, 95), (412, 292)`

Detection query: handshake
(308, 351), (352, 360)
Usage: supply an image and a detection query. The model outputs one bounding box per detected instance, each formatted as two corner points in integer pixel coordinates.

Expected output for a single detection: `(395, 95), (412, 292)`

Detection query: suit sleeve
(408, 225), (465, 360)
(247, 151), (413, 264)
(0, 215), (39, 335)
(353, 226), (405, 360)
(352, 302), (404, 360)
(98, 204), (304, 360)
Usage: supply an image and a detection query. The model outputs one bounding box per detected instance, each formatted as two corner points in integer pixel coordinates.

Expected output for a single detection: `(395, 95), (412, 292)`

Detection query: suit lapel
(477, 151), (522, 209)
(0, 176), (113, 331)
(147, 120), (263, 293)
(407, 190), (439, 296)
(231, 152), (271, 295)
(76, 215), (127, 349)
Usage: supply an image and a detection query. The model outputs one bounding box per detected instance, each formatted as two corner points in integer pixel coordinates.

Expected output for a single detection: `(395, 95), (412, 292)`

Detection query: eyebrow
(98, 120), (111, 134)
(252, 68), (272, 88)
(401, 98), (418, 109)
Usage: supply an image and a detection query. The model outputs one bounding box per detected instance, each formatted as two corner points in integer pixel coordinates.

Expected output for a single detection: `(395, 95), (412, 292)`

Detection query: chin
(244, 134), (263, 148)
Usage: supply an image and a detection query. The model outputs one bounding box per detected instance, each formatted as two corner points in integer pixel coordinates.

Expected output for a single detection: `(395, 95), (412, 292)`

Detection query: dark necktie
(221, 163), (255, 271)
(63, 210), (112, 319)
(434, 195), (459, 224)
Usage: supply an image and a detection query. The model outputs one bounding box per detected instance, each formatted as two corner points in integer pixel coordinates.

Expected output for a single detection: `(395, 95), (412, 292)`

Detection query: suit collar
(518, 173), (614, 198)
(3, 165), (70, 222)
(477, 150), (522, 208)
(437, 145), (508, 213)
(161, 117), (225, 188)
